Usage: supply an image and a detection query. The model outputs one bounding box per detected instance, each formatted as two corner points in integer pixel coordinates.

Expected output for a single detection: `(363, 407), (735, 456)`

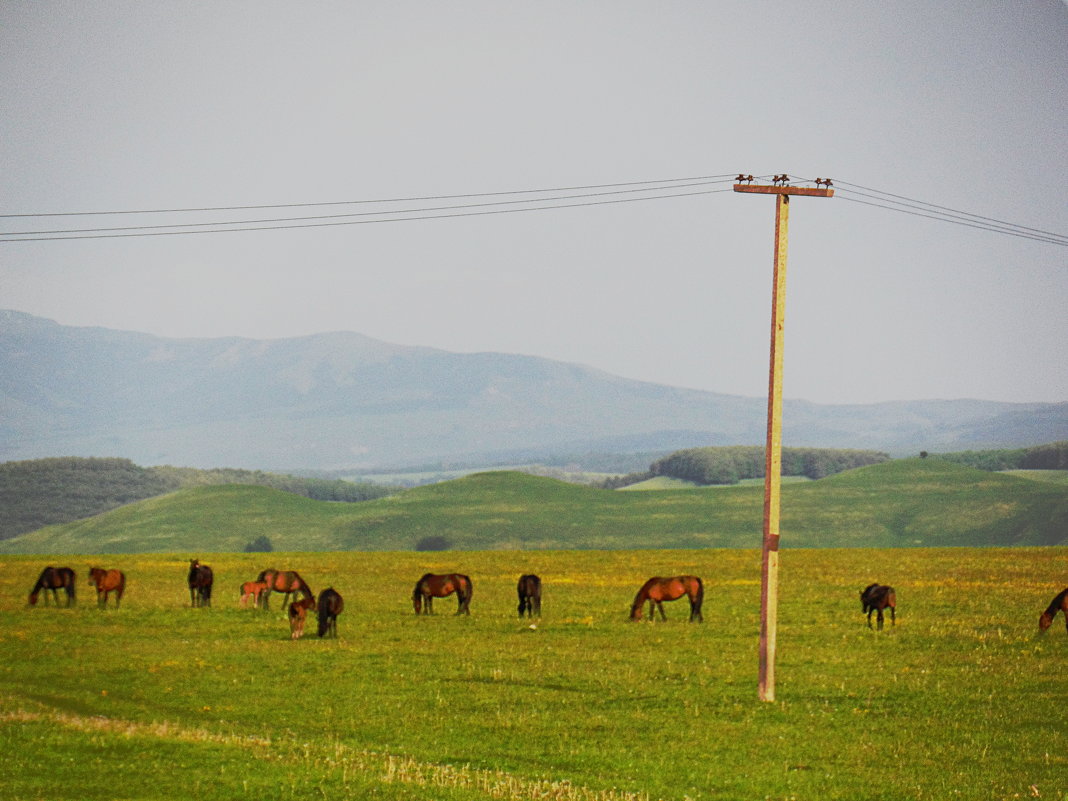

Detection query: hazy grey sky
(2, 1), (1066, 404)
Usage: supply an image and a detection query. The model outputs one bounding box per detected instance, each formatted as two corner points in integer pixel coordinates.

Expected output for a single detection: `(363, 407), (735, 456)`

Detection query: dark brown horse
(187, 559), (213, 608)
(860, 583), (896, 629)
(517, 574), (542, 618)
(317, 587), (344, 638)
(256, 569), (313, 610)
(88, 567), (126, 609)
(1038, 587), (1068, 634)
(28, 566), (76, 607)
(630, 575), (703, 622)
(413, 573), (472, 615)
(288, 596), (317, 640)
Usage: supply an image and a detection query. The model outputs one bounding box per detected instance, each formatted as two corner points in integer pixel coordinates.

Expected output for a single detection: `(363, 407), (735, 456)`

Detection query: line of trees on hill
(0, 457), (392, 541)
(600, 446), (890, 488)
(931, 441), (1068, 471)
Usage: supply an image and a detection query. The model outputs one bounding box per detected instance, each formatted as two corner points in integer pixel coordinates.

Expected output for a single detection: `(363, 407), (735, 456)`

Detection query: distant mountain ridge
(2, 309), (1066, 470)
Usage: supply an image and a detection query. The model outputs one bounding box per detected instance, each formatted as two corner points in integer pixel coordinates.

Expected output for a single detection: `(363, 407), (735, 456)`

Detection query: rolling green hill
(3, 459), (1065, 554)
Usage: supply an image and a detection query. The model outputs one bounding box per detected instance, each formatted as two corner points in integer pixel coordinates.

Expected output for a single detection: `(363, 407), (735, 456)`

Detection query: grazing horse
(630, 576), (704, 622)
(256, 569), (313, 610)
(860, 583), (896, 629)
(1038, 587), (1068, 635)
(412, 573), (473, 615)
(288, 596), (317, 640)
(187, 559), (213, 608)
(517, 574), (542, 618)
(28, 566), (76, 607)
(239, 580), (269, 608)
(88, 567), (126, 609)
(317, 587), (344, 638)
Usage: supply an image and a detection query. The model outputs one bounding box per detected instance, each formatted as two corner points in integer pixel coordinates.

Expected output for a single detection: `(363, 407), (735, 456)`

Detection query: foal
(288, 596), (317, 640)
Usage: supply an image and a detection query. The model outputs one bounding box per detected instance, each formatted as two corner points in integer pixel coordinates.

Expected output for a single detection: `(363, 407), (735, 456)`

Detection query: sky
(1, 1), (1066, 405)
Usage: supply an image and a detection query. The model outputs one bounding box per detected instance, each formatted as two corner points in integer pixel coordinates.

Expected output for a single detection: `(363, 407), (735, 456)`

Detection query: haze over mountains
(2, 310), (1066, 471)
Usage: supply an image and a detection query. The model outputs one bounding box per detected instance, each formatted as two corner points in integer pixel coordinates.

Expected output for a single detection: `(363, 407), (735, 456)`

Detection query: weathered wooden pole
(734, 178), (833, 701)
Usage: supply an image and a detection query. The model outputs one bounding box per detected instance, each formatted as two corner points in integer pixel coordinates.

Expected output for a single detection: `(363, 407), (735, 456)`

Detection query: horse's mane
(1044, 587), (1068, 617)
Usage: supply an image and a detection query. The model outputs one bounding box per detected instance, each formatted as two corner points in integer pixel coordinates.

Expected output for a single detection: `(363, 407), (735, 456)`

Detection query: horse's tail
(693, 576), (705, 611)
(459, 575), (473, 611)
(63, 568), (76, 603)
(317, 591), (331, 637)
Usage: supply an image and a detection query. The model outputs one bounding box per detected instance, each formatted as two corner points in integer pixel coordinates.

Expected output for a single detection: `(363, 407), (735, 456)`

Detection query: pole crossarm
(733, 184), (834, 198)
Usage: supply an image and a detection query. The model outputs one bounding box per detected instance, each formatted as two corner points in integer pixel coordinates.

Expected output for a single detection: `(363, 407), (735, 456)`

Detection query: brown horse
(29, 566), (76, 607)
(88, 567), (126, 609)
(630, 575), (704, 622)
(317, 587), (344, 638)
(256, 569), (313, 610)
(288, 596), (317, 640)
(860, 583), (896, 629)
(240, 580), (269, 608)
(517, 574), (542, 618)
(1038, 587), (1068, 634)
(413, 573), (473, 615)
(187, 559), (213, 608)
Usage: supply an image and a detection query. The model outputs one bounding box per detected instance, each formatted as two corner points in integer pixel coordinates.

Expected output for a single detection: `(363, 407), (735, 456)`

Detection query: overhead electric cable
(0, 187), (737, 242)
(834, 195), (1067, 246)
(0, 173), (738, 219)
(0, 179), (737, 238)
(834, 179), (1067, 241)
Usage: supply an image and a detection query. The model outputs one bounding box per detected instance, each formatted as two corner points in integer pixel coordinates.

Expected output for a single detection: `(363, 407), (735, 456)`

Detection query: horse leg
(655, 601), (667, 622)
(890, 606), (896, 626)
(876, 608), (884, 631)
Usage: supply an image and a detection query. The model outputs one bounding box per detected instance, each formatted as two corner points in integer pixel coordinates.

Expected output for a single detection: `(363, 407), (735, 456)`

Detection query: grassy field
(4, 459), (1067, 554)
(1, 548), (1065, 801)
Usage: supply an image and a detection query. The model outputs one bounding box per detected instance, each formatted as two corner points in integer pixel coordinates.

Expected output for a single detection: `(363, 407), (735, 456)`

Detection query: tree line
(0, 457), (392, 541)
(600, 446), (891, 488)
(651, 446), (890, 486)
(931, 440), (1068, 471)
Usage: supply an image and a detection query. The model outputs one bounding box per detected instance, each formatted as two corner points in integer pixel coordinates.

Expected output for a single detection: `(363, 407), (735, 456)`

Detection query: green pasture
(4, 459), (1067, 554)
(1, 548), (1065, 801)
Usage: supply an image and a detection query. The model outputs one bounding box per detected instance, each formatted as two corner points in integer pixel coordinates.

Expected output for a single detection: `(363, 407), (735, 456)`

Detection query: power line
(833, 179), (1067, 241)
(1, 173), (1065, 247)
(0, 186), (737, 242)
(834, 194), (1067, 246)
(0, 179), (737, 238)
(0, 173), (738, 219)
(829, 182), (1067, 246)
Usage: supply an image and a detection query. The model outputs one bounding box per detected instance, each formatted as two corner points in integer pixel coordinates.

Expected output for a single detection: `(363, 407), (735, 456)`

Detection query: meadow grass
(1, 548), (1065, 801)
(5, 460), (1067, 554)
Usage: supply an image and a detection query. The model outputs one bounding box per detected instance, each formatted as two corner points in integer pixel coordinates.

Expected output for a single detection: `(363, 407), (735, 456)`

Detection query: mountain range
(2, 309), (1066, 471)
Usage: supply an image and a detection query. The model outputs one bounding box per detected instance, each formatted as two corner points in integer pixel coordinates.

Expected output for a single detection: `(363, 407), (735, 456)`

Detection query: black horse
(187, 559), (214, 608)
(28, 566), (76, 607)
(517, 574), (542, 618)
(317, 587), (344, 638)
(860, 583), (896, 629)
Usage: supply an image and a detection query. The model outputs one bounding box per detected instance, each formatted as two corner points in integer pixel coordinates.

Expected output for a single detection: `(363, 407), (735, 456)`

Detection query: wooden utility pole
(734, 176), (833, 701)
